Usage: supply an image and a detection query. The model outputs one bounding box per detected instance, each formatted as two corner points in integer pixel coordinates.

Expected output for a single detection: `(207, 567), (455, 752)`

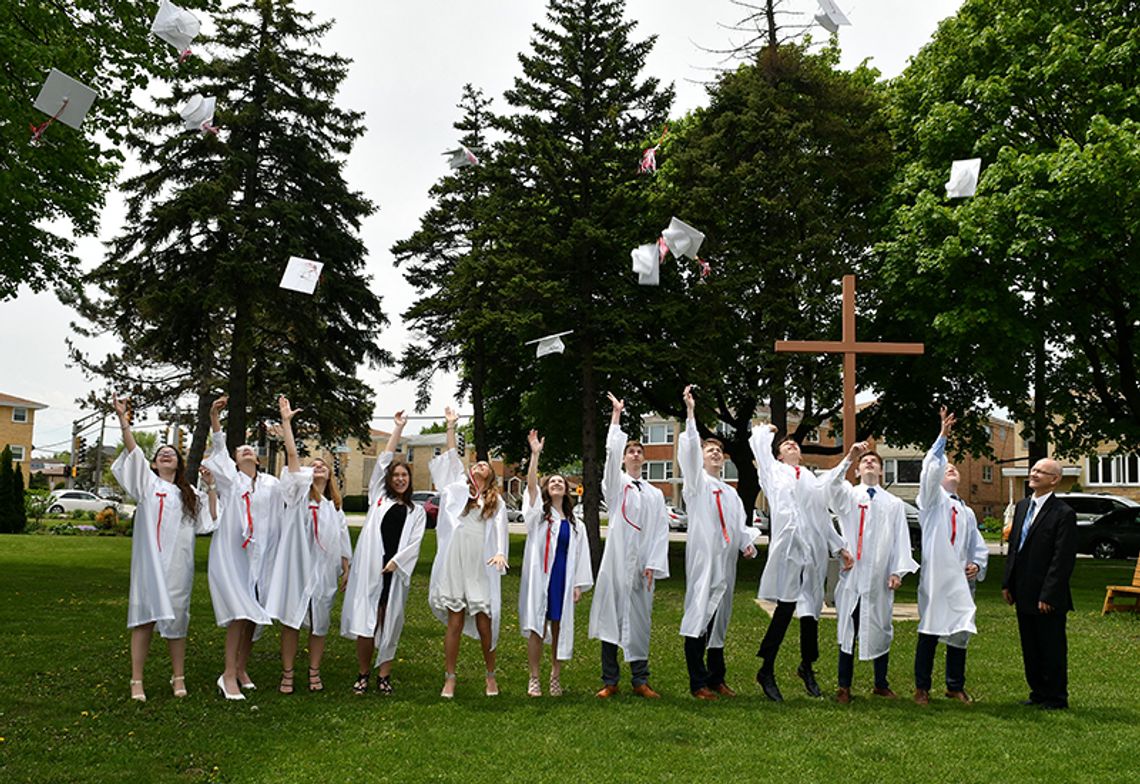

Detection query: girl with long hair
(518, 429), (593, 697)
(427, 406), (508, 698)
(264, 395), (352, 694)
(111, 394), (220, 702)
(340, 410), (427, 695)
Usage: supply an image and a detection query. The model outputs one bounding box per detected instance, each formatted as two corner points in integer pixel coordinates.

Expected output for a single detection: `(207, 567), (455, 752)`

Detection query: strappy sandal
(485, 670), (499, 697)
(170, 675), (187, 698)
(130, 679), (146, 702)
(279, 668), (295, 695)
(549, 672), (563, 697)
(352, 672), (370, 695)
(527, 676), (542, 697)
(308, 667), (324, 693)
(377, 675), (393, 695)
(441, 671), (456, 699)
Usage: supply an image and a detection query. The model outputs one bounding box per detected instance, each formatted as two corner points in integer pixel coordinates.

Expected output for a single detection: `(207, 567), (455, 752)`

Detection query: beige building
(0, 392), (47, 483)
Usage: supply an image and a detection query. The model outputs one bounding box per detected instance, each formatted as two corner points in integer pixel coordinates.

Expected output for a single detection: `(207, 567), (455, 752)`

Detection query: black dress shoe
(1020, 699), (1039, 707)
(1038, 701), (1068, 711)
(797, 664), (822, 698)
(756, 669), (784, 702)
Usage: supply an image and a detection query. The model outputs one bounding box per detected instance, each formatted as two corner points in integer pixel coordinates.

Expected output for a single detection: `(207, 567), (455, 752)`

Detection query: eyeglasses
(1029, 467), (1060, 477)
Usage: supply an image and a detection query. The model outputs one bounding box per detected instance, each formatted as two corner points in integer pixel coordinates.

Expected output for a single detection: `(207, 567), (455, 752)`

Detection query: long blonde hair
(463, 461), (501, 519)
(308, 458), (343, 510)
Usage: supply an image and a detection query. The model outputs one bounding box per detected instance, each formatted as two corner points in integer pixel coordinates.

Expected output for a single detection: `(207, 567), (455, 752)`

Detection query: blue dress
(545, 519), (571, 622)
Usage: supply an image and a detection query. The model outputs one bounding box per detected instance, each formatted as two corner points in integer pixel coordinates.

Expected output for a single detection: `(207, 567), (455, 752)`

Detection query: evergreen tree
(69, 0), (389, 470)
(0, 446), (14, 533)
(12, 464), (27, 534)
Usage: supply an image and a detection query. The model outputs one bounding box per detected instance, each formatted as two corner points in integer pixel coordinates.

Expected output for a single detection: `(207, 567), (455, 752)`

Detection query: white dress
(427, 448), (508, 650)
(112, 447), (217, 638)
(263, 467), (352, 635)
(518, 490), (593, 660)
(340, 451), (427, 666)
(203, 432), (275, 627)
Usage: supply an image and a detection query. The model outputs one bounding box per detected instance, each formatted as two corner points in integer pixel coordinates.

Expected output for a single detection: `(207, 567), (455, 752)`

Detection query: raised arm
(278, 395), (302, 473)
(444, 405), (457, 453)
(750, 423), (779, 493)
(918, 407), (954, 513)
(368, 411), (405, 505)
(677, 385), (703, 489)
(112, 394), (138, 455)
(603, 393), (628, 506)
(526, 429), (543, 507)
(386, 410), (407, 454)
(826, 440), (867, 516)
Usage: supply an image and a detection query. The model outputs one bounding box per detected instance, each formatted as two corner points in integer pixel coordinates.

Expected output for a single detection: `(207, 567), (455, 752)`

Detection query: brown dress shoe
(945, 690), (973, 704)
(713, 683), (737, 697)
(913, 688), (930, 705)
(871, 687), (898, 699)
(631, 683), (661, 699)
(836, 687), (851, 704)
(691, 687), (719, 701)
(595, 684), (619, 699)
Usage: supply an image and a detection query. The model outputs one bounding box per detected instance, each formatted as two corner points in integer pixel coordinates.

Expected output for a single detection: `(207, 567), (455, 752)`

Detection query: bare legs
(222, 620), (251, 694)
(129, 623), (187, 699)
(442, 610), (497, 696)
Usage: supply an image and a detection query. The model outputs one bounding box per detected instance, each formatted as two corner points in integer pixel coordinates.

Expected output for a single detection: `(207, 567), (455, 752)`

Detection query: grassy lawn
(0, 534), (1137, 783)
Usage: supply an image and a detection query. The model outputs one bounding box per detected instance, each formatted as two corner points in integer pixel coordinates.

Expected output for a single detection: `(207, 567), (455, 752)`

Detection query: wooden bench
(1102, 555), (1140, 614)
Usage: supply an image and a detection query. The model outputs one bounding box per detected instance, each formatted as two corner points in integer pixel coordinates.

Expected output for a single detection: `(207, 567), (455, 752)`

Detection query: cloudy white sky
(1, 0), (964, 453)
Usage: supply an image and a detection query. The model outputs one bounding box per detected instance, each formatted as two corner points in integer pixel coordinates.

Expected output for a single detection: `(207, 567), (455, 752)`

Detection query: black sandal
(308, 667), (324, 693)
(352, 672), (370, 695)
(279, 668), (295, 695)
(377, 675), (393, 695)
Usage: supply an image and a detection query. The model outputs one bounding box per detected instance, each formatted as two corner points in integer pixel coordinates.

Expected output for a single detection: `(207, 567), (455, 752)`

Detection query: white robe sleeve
(645, 490), (671, 579)
(730, 490), (760, 552)
(889, 501), (919, 579)
(336, 509), (352, 563)
(522, 489), (545, 533)
(279, 466), (313, 507)
(111, 446), (154, 503)
(917, 436), (947, 514)
(368, 451), (394, 509)
(966, 507), (989, 581)
(603, 424), (628, 507)
(678, 417), (705, 499)
(750, 425), (779, 495)
(390, 505), (427, 579)
(203, 429), (238, 510)
(429, 448), (465, 491)
(573, 527), (594, 591)
(826, 456), (856, 518)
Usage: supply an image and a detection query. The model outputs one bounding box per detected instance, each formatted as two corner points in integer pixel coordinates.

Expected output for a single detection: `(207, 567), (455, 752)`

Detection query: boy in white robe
(678, 385), (761, 700)
(826, 441), (918, 703)
(589, 393), (670, 698)
(913, 407), (988, 705)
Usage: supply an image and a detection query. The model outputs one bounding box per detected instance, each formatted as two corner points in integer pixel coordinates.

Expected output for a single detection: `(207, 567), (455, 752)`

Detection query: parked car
(410, 491), (439, 529)
(506, 507), (525, 524)
(666, 505), (688, 532)
(47, 489), (135, 518)
(1055, 492), (1139, 526)
(1075, 506), (1140, 559)
(752, 508), (770, 537)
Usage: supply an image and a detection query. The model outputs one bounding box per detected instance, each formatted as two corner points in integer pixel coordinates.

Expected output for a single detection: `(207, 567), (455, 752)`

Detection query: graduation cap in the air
(151, 0), (202, 60)
(630, 243), (661, 286)
(31, 69), (98, 141)
(661, 217), (705, 260)
(525, 331), (573, 358)
(815, 0), (852, 34)
(179, 94), (217, 133)
(443, 145), (480, 169)
(945, 158), (982, 198)
(279, 256), (324, 295)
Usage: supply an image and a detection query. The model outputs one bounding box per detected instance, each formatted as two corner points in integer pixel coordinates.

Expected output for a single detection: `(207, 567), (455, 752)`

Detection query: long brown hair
(152, 445), (199, 518)
(462, 461), (501, 520)
(384, 456), (414, 507)
(540, 474), (576, 527)
(308, 458), (343, 510)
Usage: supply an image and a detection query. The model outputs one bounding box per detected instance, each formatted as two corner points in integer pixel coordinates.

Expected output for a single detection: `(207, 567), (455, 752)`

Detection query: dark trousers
(600, 641), (650, 687)
(683, 617), (726, 692)
(1016, 609), (1068, 707)
(757, 600), (820, 672)
(914, 633), (967, 691)
(837, 602), (890, 689)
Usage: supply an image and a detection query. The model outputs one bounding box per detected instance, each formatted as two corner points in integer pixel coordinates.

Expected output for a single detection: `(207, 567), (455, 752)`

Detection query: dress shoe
(836, 687), (852, 704)
(945, 689), (973, 704)
(871, 687), (898, 699)
(756, 669), (784, 702)
(217, 674), (245, 701)
(913, 688), (930, 706)
(595, 684), (620, 699)
(1038, 701), (1068, 710)
(691, 687), (719, 701)
(797, 664), (822, 698)
(631, 683), (661, 699)
(713, 683), (737, 697)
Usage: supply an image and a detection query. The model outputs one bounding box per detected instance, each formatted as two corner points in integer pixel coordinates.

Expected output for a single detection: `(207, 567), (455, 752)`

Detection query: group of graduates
(113, 386), (994, 706)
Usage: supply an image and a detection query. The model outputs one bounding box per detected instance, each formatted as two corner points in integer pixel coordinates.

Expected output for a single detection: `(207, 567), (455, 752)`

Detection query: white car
(666, 505), (688, 531)
(1055, 492), (1140, 526)
(47, 490), (136, 518)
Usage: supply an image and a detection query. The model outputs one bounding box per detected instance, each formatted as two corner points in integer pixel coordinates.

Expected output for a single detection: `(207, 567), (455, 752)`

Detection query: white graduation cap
(630, 243), (657, 275)
(945, 158), (982, 198)
(179, 94), (216, 132)
(661, 217), (705, 260)
(815, 1), (852, 34)
(443, 145), (480, 169)
(32, 69), (98, 135)
(151, 0), (202, 55)
(279, 256), (324, 295)
(525, 330), (573, 358)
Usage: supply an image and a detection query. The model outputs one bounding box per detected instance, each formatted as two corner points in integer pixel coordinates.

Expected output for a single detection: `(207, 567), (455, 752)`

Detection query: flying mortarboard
(661, 217), (705, 260)
(31, 69), (98, 141)
(443, 145), (480, 169)
(525, 331), (573, 358)
(279, 256), (324, 295)
(945, 158), (982, 198)
(151, 0), (202, 60)
(815, 0), (852, 34)
(179, 94), (217, 133)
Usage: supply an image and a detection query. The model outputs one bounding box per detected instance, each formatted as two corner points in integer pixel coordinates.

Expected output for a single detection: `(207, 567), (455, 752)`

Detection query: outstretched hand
(847, 440), (869, 461)
(528, 429), (544, 454)
(393, 410), (408, 429)
(112, 393), (129, 420)
(211, 396), (228, 414)
(444, 406), (458, 427)
(607, 392), (625, 422)
(682, 384), (695, 414)
(939, 405), (956, 438)
(278, 395), (301, 422)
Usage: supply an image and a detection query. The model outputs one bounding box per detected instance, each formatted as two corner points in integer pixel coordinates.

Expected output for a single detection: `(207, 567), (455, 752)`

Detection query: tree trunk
(471, 332), (488, 461)
(225, 297), (254, 453)
(186, 391), (214, 479)
(580, 333), (603, 574)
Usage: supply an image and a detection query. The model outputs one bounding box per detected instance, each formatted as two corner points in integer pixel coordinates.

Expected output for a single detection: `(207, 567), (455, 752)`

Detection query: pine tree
(0, 446), (14, 533)
(11, 463), (27, 534)
(70, 0), (389, 469)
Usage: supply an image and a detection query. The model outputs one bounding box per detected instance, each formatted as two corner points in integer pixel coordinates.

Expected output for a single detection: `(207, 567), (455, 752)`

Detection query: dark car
(1076, 507), (1140, 559)
(411, 491), (440, 529)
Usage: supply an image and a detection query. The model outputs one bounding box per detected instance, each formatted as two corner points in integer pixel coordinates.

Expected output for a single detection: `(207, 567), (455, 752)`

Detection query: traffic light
(456, 431), (466, 456)
(175, 427), (185, 453)
(332, 454), (342, 479)
(76, 437), (88, 463)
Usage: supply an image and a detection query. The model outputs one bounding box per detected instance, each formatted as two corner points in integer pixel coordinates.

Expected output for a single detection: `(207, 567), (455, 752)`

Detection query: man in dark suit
(1002, 458), (1077, 709)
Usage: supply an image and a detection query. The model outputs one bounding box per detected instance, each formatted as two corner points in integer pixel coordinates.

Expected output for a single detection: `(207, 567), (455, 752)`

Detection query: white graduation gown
(203, 432), (275, 627)
(264, 467), (352, 635)
(340, 450), (427, 665)
(679, 417), (761, 645)
(112, 446), (217, 638)
(751, 426), (846, 615)
(827, 462), (918, 660)
(916, 436), (989, 647)
(518, 490), (593, 660)
(426, 448), (508, 650)
(588, 424), (670, 661)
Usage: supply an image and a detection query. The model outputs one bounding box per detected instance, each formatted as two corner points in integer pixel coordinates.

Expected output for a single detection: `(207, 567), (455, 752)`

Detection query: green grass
(0, 534), (1137, 783)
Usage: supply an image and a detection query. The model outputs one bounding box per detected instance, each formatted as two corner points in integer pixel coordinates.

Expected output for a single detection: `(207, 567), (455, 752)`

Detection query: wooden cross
(774, 274), (924, 454)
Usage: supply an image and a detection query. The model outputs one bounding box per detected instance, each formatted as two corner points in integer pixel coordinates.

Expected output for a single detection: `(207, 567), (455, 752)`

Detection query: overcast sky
(1, 0), (965, 454)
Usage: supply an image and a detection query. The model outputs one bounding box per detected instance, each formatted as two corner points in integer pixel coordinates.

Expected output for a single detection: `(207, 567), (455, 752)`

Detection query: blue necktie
(867, 487), (876, 499)
(1018, 499), (1037, 551)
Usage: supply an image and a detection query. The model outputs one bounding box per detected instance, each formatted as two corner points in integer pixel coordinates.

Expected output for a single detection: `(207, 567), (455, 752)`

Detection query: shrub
(342, 494), (368, 513)
(94, 507), (119, 531)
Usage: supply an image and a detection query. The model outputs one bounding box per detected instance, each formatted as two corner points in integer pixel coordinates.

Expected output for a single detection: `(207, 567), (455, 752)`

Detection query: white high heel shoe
(217, 675), (246, 701)
(130, 679), (146, 703)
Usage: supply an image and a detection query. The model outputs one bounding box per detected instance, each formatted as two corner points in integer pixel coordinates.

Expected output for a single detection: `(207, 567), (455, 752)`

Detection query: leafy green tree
(0, 0), (217, 299)
(871, 0), (1140, 462)
(69, 0), (389, 472)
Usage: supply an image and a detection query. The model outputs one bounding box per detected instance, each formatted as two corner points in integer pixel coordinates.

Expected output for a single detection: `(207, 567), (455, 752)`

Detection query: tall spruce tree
(70, 0), (389, 469)
(0, 446), (15, 533)
(11, 464), (27, 534)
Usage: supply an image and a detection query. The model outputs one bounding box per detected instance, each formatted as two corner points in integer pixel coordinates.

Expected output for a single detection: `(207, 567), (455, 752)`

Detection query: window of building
(982, 465), (994, 482)
(11, 407), (28, 423)
(721, 459), (739, 481)
(802, 429), (820, 444)
(640, 461), (674, 482)
(9, 445), (25, 461)
(641, 423), (674, 445)
(433, 447), (442, 457)
(884, 458), (922, 485)
(1088, 454), (1140, 486)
